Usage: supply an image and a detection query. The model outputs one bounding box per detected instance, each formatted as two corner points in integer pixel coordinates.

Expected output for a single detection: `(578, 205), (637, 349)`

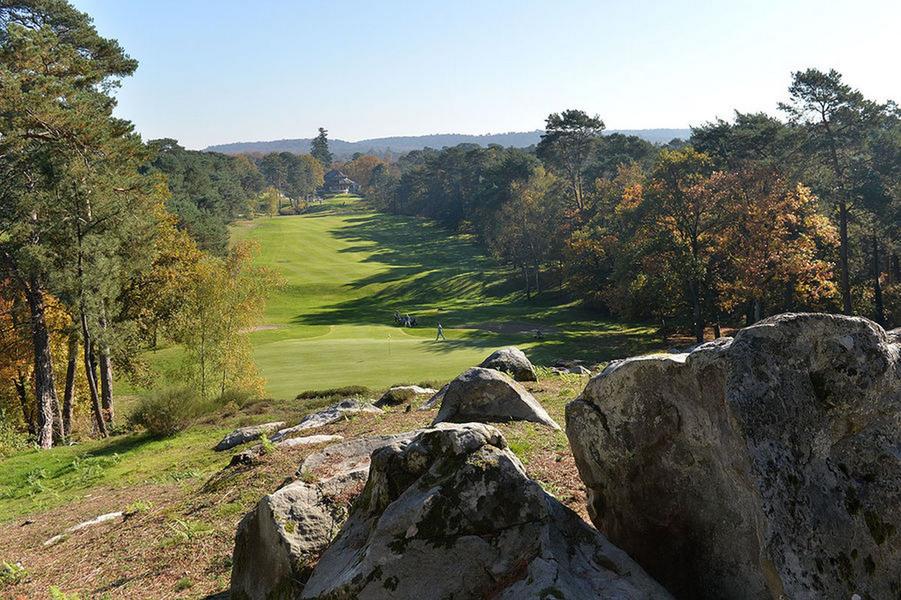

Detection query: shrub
(295, 385), (371, 400)
(124, 500), (153, 516)
(259, 434), (276, 454)
(217, 388), (256, 408)
(175, 577), (193, 591)
(0, 410), (30, 459)
(129, 386), (212, 437)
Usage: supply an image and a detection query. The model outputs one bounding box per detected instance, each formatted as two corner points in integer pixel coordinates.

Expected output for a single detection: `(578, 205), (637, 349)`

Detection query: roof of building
(324, 169), (354, 183)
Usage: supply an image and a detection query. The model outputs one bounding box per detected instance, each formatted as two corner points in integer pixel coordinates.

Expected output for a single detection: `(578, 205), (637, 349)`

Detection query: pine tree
(311, 127), (333, 168)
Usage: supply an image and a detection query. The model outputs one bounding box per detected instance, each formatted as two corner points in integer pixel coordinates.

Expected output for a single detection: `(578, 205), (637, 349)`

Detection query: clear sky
(71, 0), (900, 150)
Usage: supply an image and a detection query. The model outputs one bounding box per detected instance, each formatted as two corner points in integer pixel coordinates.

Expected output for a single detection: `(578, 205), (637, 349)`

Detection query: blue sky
(71, 0), (900, 150)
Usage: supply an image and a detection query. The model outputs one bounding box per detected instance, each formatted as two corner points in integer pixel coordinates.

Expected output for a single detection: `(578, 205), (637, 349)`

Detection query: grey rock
(229, 434), (344, 467)
(298, 432), (418, 481)
(374, 385), (437, 407)
(566, 312), (901, 599)
(301, 423), (671, 599)
(43, 511), (124, 547)
(418, 383), (447, 410)
(552, 364), (592, 376)
(432, 367), (559, 429)
(230, 470), (367, 600)
(214, 421), (285, 451)
(270, 400), (381, 442)
(479, 346), (538, 381)
(278, 434), (344, 448)
(888, 326), (900, 345)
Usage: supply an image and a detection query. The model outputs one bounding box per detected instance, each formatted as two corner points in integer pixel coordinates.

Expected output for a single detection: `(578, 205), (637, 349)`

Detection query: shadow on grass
(291, 205), (662, 363)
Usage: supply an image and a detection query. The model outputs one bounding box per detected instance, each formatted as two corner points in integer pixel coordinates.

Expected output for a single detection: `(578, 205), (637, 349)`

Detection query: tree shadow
(291, 206), (661, 363)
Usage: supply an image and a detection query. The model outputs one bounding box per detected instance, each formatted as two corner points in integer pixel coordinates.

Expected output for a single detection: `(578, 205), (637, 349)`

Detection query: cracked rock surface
(301, 422), (670, 599)
(566, 313), (901, 599)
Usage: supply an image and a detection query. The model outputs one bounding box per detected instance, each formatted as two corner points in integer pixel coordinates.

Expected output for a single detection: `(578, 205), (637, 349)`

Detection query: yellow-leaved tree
(169, 241), (281, 400)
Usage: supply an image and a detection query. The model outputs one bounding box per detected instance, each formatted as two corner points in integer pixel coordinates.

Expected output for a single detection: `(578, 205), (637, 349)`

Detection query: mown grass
(231, 195), (658, 398)
(0, 196), (656, 597)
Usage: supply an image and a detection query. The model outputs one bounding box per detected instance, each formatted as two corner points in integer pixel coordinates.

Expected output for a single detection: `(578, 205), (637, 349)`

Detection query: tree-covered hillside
(205, 128), (692, 156)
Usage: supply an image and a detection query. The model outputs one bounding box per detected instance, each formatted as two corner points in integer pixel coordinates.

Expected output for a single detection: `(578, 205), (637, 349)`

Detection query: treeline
(0, 1), (286, 450)
(142, 140), (326, 254)
(361, 77), (899, 337)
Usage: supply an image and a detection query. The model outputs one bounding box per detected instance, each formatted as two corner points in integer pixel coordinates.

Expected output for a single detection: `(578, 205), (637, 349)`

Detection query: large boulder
(432, 367), (560, 429)
(230, 432), (418, 600)
(270, 400), (381, 442)
(479, 346), (538, 381)
(214, 421), (285, 451)
(301, 423), (671, 599)
(374, 385), (437, 407)
(566, 313), (901, 599)
(230, 470), (366, 600)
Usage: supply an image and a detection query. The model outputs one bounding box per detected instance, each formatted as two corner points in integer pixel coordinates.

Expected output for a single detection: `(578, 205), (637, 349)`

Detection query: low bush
(217, 388), (257, 408)
(0, 409), (30, 459)
(129, 386), (213, 437)
(295, 385), (371, 400)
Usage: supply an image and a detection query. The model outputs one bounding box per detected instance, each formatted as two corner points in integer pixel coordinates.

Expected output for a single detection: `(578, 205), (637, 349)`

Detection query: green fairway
(231, 196), (659, 399)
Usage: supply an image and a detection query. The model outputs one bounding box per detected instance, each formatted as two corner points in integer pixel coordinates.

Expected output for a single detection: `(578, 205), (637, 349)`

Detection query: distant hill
(205, 129), (691, 156)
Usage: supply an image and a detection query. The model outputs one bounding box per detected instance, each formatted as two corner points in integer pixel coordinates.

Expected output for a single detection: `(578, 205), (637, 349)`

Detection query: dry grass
(0, 378), (592, 599)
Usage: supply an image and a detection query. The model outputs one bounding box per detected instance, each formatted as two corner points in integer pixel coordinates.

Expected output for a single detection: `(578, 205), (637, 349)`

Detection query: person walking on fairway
(436, 322), (445, 341)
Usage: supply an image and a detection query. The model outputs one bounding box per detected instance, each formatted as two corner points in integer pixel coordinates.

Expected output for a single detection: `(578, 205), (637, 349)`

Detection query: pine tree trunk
(81, 312), (108, 437)
(838, 200), (852, 314)
(25, 281), (59, 449)
(891, 253), (900, 284)
(63, 333), (77, 438)
(14, 371), (35, 437)
(534, 265), (541, 295)
(872, 234), (884, 325)
(99, 331), (114, 427)
(692, 281), (703, 343)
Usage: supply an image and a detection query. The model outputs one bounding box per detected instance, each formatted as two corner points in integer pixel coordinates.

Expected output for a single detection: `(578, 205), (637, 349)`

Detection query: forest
(358, 94), (900, 339)
(1, 0), (898, 456)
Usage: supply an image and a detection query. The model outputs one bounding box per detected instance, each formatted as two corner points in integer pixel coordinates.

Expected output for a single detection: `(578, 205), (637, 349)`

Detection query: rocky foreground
(228, 313), (899, 599)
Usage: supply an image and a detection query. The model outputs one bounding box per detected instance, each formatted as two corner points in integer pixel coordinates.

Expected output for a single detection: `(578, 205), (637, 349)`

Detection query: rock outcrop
(298, 432), (418, 481)
(374, 385), (437, 407)
(230, 470), (366, 600)
(418, 383), (446, 410)
(270, 400), (381, 442)
(229, 434), (344, 467)
(479, 346), (538, 381)
(214, 421), (285, 451)
(431, 367), (559, 429)
(301, 423), (671, 599)
(566, 313), (901, 599)
(231, 432), (418, 600)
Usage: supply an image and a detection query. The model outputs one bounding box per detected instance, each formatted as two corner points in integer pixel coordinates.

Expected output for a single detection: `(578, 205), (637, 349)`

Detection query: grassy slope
(233, 196), (658, 399)
(0, 196), (664, 598)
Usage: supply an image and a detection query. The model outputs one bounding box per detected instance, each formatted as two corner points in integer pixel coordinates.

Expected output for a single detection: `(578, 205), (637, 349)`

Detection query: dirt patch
(0, 380), (592, 599)
(239, 324), (280, 333)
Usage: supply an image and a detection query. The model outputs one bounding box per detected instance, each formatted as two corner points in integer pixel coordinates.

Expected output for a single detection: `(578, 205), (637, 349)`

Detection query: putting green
(231, 196), (658, 399)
